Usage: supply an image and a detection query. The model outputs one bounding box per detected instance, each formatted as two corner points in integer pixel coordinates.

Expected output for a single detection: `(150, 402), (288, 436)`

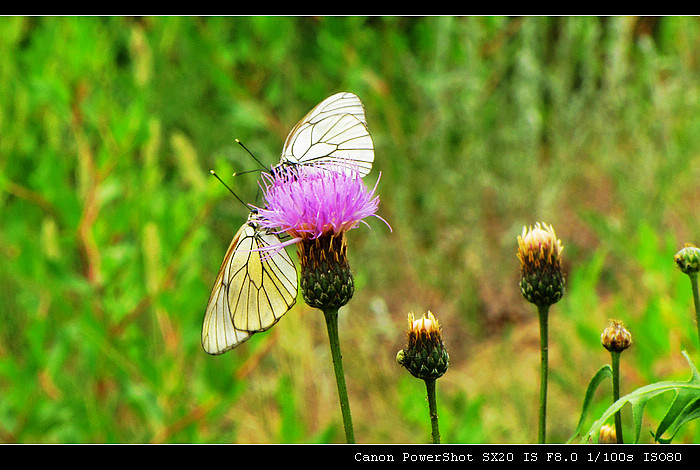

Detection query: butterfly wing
(202, 223), (253, 355)
(202, 216), (298, 355)
(228, 224), (298, 333)
(279, 92), (374, 177)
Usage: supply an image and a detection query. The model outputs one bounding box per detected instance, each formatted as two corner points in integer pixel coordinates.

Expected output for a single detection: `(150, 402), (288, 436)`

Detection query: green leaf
(655, 396), (700, 444)
(582, 351), (700, 443)
(567, 364), (612, 443)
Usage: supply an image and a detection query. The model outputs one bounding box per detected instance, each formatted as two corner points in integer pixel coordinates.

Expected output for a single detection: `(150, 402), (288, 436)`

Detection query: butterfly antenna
(209, 169), (249, 209)
(235, 138), (268, 170)
(232, 168), (264, 177)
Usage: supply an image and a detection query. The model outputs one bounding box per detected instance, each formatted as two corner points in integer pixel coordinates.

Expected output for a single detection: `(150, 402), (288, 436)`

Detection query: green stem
(537, 304), (550, 444)
(425, 378), (440, 444)
(322, 308), (355, 443)
(689, 273), (700, 346)
(610, 350), (624, 444)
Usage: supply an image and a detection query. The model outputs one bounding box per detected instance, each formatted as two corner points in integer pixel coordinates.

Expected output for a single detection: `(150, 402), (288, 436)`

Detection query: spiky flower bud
(397, 311), (449, 381)
(674, 243), (700, 275)
(601, 319), (632, 353)
(517, 222), (565, 307)
(298, 233), (354, 310)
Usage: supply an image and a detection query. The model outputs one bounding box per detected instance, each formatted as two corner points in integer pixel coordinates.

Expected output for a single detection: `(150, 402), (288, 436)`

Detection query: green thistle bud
(517, 222), (565, 307)
(397, 311), (449, 381)
(298, 233), (354, 311)
(601, 319), (632, 353)
(395, 349), (406, 365)
(674, 243), (700, 275)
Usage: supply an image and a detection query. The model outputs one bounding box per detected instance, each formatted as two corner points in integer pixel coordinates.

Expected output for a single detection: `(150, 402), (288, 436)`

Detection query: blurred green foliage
(2, 16), (700, 443)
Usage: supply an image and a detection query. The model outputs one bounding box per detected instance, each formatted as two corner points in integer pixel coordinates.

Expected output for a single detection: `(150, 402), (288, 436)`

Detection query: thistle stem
(322, 308), (355, 443)
(610, 350), (624, 443)
(689, 273), (700, 346)
(537, 304), (550, 444)
(424, 378), (440, 444)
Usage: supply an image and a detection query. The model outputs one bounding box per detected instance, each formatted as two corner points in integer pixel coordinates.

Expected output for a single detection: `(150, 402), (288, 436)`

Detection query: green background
(2, 16), (700, 443)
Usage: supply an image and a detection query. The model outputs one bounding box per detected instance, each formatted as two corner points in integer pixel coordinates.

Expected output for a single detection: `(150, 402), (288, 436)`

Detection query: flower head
(397, 311), (450, 381)
(599, 424), (617, 444)
(517, 222), (564, 269)
(674, 243), (700, 275)
(601, 319), (632, 353)
(517, 222), (566, 307)
(255, 164), (387, 243)
(255, 164), (389, 311)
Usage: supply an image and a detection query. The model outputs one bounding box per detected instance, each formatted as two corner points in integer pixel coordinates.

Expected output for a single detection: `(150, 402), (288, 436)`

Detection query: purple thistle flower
(253, 163), (390, 311)
(255, 164), (390, 244)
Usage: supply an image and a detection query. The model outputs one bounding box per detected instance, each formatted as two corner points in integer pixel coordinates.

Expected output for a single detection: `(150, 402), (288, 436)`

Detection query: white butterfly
(276, 92), (374, 177)
(201, 211), (298, 355)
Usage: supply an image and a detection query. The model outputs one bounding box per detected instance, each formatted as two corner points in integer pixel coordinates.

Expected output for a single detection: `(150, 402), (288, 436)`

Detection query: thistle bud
(674, 243), (700, 275)
(601, 319), (632, 353)
(298, 233), (354, 311)
(517, 222), (565, 307)
(599, 424), (617, 444)
(397, 311), (449, 381)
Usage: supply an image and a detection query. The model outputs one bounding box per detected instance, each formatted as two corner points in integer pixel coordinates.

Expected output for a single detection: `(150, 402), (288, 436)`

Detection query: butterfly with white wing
(201, 209), (298, 355)
(275, 91), (374, 177)
(202, 92), (375, 355)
